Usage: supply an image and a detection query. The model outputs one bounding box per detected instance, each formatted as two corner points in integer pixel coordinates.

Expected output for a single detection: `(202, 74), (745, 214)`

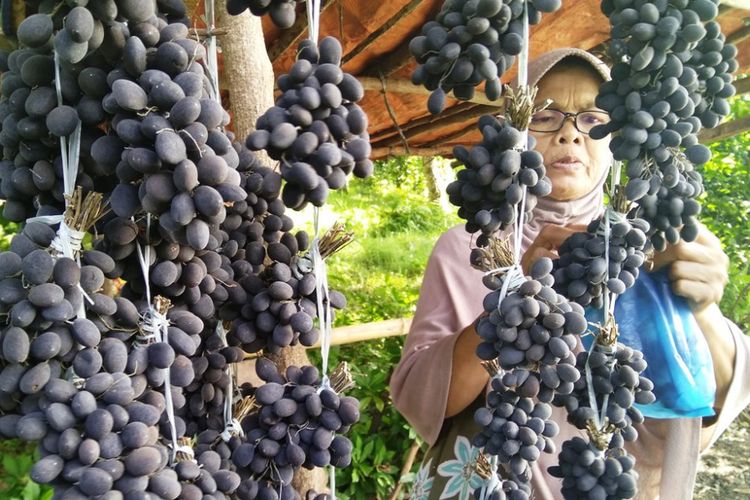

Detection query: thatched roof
(260, 0), (750, 160)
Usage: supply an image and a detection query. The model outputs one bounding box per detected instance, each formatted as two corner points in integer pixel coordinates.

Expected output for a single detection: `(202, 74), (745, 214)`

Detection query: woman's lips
(550, 155), (583, 171)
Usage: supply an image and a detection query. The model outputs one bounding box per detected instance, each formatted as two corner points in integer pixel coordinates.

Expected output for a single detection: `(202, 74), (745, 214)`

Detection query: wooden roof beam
(369, 102), (478, 144)
(728, 23), (750, 45)
(359, 76), (504, 107)
(372, 146), (454, 158)
(362, 40), (413, 77)
(342, 0), (423, 65)
(267, 0), (336, 63)
(372, 104), (497, 148)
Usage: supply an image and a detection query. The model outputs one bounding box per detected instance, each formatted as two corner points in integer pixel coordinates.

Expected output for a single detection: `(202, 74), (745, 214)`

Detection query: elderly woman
(390, 48), (750, 500)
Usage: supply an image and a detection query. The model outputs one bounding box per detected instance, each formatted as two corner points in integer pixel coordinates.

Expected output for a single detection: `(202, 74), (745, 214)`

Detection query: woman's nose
(555, 116), (583, 144)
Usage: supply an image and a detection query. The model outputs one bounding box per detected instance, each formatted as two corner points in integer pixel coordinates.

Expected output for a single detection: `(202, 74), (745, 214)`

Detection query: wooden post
(216, 2), (326, 494)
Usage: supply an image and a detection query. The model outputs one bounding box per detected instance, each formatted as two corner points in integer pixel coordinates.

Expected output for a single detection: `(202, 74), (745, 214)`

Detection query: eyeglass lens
(530, 110), (609, 133)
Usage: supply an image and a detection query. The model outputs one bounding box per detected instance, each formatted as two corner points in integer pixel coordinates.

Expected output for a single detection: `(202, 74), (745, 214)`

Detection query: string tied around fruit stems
(218, 320), (245, 442)
(175, 437), (197, 463)
(142, 295), (185, 464)
(134, 215), (184, 464)
(28, 188), (105, 317)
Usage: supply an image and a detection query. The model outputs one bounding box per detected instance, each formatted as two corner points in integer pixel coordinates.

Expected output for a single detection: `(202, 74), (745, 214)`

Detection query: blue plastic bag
(583, 268), (716, 419)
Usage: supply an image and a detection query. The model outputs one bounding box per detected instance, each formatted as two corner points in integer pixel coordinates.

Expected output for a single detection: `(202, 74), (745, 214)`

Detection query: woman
(390, 48), (750, 500)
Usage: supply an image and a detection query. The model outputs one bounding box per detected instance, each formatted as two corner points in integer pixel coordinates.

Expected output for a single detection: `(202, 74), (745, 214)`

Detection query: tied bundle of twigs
(317, 222), (354, 260)
(596, 317), (619, 348)
(481, 359), (501, 378)
(64, 187), (107, 232)
(586, 420), (617, 451)
(330, 361), (355, 394)
(503, 85), (552, 131)
(176, 436), (196, 462)
(234, 395), (260, 420)
(609, 185), (632, 214)
(475, 451), (494, 480)
(471, 237), (514, 273)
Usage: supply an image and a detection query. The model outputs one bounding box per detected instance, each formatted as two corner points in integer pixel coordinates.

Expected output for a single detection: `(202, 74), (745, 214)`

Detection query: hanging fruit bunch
(410, 0), (563, 114)
(592, 0), (736, 250)
(0, 0), (366, 498)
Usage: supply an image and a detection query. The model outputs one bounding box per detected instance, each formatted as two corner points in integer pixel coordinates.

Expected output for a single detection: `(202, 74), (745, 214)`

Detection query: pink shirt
(390, 224), (750, 499)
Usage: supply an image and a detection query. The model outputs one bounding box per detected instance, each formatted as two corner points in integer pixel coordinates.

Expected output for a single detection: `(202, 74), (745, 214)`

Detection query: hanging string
(310, 206), (336, 498)
(134, 215), (188, 464)
(219, 321), (244, 442)
(200, 0), (240, 443)
(311, 208), (333, 392)
(203, 0), (221, 105)
(306, 0), (322, 44)
(585, 157), (626, 432)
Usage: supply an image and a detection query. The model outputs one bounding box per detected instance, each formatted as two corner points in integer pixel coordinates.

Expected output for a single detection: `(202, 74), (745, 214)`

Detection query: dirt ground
(695, 410), (750, 499)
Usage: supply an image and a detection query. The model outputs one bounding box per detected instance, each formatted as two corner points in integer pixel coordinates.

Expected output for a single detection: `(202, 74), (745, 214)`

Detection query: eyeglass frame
(528, 109), (610, 135)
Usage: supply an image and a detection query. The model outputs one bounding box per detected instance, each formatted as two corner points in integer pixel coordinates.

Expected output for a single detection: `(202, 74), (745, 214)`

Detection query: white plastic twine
(26, 53), (88, 317)
(218, 321), (244, 442)
(306, 0), (322, 44)
(203, 0), (221, 104)
(134, 215), (188, 464)
(53, 51), (82, 199)
(518, 0), (531, 149)
(310, 206), (336, 497)
(311, 208), (334, 393)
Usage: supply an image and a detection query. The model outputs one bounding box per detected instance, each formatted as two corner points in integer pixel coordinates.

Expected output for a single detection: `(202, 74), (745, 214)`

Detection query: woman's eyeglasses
(529, 109), (610, 134)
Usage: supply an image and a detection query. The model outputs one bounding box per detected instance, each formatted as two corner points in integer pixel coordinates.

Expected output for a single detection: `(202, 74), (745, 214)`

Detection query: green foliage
(0, 440), (51, 499)
(700, 92), (750, 330)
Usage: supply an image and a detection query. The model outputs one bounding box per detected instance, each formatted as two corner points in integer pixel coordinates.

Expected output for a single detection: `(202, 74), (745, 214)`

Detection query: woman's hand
(521, 224), (588, 275)
(650, 223), (729, 312)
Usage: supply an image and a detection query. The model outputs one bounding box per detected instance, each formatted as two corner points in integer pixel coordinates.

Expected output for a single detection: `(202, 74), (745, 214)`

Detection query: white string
(203, 0), (221, 105)
(218, 321), (244, 442)
(518, 1), (530, 89)
(310, 207), (336, 499)
(312, 208), (333, 392)
(306, 0), (322, 44)
(518, 1), (531, 150)
(134, 215), (185, 464)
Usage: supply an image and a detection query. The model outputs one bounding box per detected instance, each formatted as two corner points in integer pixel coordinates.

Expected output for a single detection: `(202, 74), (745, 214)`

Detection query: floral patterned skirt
(409, 397), (491, 500)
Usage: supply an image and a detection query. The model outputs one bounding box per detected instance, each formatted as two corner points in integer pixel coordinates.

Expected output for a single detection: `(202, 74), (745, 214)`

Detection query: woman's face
(530, 64), (612, 201)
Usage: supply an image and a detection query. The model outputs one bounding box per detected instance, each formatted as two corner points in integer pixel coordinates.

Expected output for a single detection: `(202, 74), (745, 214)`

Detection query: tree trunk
(216, 2), (326, 495)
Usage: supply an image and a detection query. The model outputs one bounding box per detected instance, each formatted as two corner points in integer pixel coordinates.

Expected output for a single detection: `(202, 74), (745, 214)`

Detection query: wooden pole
(699, 116), (750, 143)
(216, 6), (275, 141)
